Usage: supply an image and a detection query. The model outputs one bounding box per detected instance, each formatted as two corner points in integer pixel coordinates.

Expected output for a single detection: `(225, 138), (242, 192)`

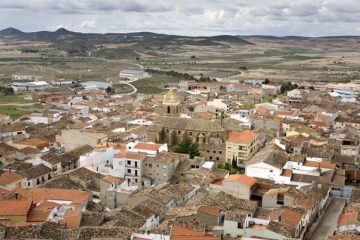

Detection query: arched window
(167, 106), (171, 114)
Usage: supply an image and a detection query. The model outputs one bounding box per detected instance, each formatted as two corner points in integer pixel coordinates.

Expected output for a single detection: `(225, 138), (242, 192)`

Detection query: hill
(0, 27), (253, 56)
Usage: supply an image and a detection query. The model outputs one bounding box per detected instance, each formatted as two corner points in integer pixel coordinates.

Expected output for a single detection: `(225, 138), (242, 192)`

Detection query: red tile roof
(281, 169), (292, 177)
(0, 199), (33, 216)
(15, 188), (90, 205)
(303, 160), (336, 169)
(277, 111), (294, 116)
(338, 212), (358, 225)
(280, 208), (303, 228)
(114, 152), (146, 160)
(102, 175), (118, 184)
(171, 225), (220, 240)
(0, 171), (24, 186)
(135, 142), (161, 151)
(18, 138), (48, 147)
(64, 206), (82, 228)
(228, 130), (257, 144)
(224, 174), (256, 187)
(198, 206), (220, 216)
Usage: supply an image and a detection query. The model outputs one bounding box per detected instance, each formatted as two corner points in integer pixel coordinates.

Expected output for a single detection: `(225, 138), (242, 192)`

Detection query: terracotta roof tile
(102, 175), (118, 184)
(198, 206), (220, 216)
(338, 212), (358, 225)
(0, 171), (24, 186)
(114, 152), (146, 160)
(303, 160), (336, 169)
(18, 138), (48, 147)
(171, 225), (220, 240)
(135, 142), (161, 151)
(281, 169), (292, 177)
(64, 206), (82, 228)
(228, 130), (257, 144)
(0, 199), (33, 216)
(17, 188), (90, 205)
(224, 174), (256, 187)
(278, 208), (303, 228)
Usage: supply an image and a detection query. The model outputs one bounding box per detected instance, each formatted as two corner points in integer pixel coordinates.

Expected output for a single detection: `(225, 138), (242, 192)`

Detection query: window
(213, 150), (216, 154)
(207, 150), (210, 153)
(216, 157), (219, 161)
(178, 130), (181, 134)
(270, 170), (273, 173)
(157, 164), (159, 168)
(28, 181), (31, 187)
(127, 161), (131, 165)
(209, 156), (213, 160)
(219, 151), (222, 154)
(127, 169), (131, 173)
(237, 222), (243, 229)
(149, 163), (152, 168)
(189, 132), (193, 136)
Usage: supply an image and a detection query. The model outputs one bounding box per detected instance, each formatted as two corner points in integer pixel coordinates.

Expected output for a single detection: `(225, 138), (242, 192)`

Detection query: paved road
(119, 81), (138, 95)
(310, 198), (346, 240)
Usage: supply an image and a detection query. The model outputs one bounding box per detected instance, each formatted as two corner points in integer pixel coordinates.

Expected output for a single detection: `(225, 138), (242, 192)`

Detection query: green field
(0, 105), (30, 119)
(0, 94), (34, 104)
(133, 73), (182, 94)
(113, 84), (134, 94)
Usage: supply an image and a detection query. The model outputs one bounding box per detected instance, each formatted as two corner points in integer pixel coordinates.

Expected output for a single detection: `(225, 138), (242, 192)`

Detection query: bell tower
(163, 88), (180, 116)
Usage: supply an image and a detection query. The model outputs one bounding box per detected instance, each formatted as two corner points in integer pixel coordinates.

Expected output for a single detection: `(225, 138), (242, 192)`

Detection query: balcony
(125, 164), (140, 169)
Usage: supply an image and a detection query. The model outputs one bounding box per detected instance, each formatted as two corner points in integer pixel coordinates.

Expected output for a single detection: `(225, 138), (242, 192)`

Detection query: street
(310, 198), (347, 240)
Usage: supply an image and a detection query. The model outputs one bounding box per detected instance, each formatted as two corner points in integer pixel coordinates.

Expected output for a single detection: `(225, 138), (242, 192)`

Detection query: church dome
(163, 88), (180, 105)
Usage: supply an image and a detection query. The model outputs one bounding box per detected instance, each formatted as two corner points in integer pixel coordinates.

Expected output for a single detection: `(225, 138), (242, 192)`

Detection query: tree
(231, 156), (237, 168)
(263, 79), (270, 84)
(3, 87), (14, 95)
(106, 86), (112, 95)
(174, 137), (200, 159)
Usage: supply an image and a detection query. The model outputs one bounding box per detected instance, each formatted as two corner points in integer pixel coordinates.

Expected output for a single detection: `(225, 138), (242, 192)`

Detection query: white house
(79, 146), (121, 177)
(245, 144), (287, 181)
(127, 141), (168, 157)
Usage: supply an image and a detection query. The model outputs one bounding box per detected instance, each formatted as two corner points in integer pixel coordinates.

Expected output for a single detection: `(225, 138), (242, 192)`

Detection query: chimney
(15, 192), (18, 200)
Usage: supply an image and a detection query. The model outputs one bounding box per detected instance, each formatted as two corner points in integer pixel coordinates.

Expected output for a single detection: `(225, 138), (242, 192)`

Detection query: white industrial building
(12, 81), (49, 92)
(81, 81), (112, 90)
(119, 69), (149, 80)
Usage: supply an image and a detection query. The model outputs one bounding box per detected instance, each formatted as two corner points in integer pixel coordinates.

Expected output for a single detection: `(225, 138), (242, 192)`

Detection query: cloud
(0, 0), (360, 36)
(79, 20), (96, 28)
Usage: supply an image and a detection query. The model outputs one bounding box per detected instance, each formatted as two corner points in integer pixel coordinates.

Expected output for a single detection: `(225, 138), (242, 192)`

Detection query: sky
(0, 0), (359, 36)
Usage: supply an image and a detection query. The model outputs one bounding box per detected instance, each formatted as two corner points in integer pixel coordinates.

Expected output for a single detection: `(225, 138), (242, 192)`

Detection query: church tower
(163, 88), (180, 116)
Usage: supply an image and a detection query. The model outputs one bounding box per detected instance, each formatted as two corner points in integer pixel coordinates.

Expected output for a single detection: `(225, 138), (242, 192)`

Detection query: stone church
(147, 89), (226, 162)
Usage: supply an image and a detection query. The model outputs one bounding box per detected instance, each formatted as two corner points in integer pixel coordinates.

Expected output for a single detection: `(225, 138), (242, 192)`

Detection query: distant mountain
(0, 27), (253, 46)
(0, 27), (25, 37)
